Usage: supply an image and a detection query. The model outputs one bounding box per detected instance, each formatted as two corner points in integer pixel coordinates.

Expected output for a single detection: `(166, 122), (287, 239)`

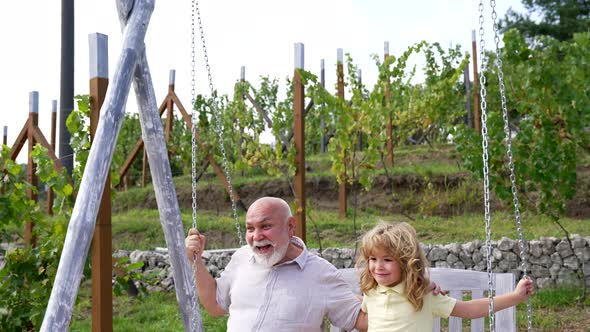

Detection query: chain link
(478, 1), (495, 330)
(193, 0), (244, 246)
(489, 0), (532, 329)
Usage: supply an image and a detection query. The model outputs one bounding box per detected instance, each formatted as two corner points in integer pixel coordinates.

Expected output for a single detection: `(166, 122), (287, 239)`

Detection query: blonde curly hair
(357, 221), (430, 311)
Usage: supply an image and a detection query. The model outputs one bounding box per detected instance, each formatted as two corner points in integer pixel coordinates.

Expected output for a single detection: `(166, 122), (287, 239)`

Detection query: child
(357, 221), (534, 332)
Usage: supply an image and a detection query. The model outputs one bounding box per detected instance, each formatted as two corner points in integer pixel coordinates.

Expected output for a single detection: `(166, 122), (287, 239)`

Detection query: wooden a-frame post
(2, 126), (7, 145)
(9, 92), (66, 246)
(88, 32), (112, 332)
(337, 48), (347, 219)
(293, 43), (306, 242)
(118, 69), (246, 211)
(41, 1), (202, 331)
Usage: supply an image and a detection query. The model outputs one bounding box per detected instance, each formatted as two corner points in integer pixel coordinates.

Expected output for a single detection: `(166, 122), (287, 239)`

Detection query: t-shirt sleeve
(325, 268), (362, 331)
(432, 294), (457, 318)
(215, 248), (243, 311)
(361, 294), (368, 313)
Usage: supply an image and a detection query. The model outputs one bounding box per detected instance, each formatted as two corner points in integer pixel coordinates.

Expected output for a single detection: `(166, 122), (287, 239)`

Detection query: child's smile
(368, 248), (402, 287)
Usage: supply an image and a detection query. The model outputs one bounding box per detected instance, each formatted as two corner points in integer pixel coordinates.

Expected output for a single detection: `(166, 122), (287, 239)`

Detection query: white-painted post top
(294, 43), (304, 69)
(241, 66), (245, 81)
(472, 30), (476, 42)
(384, 41), (389, 55)
(320, 59), (324, 71)
(357, 69), (362, 83)
(89, 33), (109, 79)
(29, 91), (39, 114)
(52, 100), (57, 113)
(3, 126), (7, 136)
(337, 48), (343, 64)
(169, 69), (176, 85)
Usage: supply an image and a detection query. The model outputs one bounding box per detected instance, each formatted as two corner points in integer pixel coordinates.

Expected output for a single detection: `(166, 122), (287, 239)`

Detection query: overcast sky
(0, 0), (524, 163)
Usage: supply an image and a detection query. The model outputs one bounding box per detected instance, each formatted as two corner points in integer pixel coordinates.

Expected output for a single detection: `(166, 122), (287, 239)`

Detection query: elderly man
(185, 196), (366, 331)
(186, 197), (442, 331)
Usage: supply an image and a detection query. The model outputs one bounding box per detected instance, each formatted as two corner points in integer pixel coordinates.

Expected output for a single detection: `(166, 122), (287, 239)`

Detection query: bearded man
(185, 196), (367, 331)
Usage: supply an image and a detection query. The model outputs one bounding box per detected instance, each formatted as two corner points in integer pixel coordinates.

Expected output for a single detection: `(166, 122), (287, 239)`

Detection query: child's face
(368, 248), (402, 287)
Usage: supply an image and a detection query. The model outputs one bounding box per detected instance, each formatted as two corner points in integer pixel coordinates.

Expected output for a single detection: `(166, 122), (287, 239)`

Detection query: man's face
(245, 203), (292, 267)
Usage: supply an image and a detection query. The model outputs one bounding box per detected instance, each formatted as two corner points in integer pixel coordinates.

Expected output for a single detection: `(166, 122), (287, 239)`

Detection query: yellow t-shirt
(361, 283), (457, 332)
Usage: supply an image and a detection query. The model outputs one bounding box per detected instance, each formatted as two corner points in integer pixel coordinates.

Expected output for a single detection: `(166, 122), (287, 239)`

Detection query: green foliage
(499, 0), (590, 42)
(455, 30), (590, 218)
(0, 144), (74, 331)
(0, 146), (42, 238)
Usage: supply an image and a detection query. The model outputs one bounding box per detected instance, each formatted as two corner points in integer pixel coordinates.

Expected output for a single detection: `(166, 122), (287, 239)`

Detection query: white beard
(251, 239), (289, 268)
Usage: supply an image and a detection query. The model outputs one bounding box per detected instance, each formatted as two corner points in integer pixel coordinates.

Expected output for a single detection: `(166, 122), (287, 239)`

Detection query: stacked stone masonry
(11, 236), (583, 293)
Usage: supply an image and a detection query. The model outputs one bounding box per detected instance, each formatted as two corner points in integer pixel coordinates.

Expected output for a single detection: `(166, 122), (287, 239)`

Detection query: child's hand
(515, 277), (534, 301)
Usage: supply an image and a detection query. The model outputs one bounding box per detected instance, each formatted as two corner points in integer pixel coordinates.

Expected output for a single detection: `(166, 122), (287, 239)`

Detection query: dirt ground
(166, 172), (590, 219)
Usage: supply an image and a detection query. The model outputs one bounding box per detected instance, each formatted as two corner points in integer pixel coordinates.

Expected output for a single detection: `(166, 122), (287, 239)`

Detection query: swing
(186, 0), (244, 331)
(332, 1), (534, 331)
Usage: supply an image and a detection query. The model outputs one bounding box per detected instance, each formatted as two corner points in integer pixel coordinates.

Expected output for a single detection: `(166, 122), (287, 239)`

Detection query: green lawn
(68, 286), (589, 331)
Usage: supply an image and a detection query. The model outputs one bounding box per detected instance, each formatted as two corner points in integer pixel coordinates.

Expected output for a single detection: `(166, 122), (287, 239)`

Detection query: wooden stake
(385, 41), (394, 167)
(88, 32), (112, 332)
(25, 91), (39, 247)
(472, 30), (481, 134)
(337, 48), (347, 219)
(293, 43), (306, 242)
(47, 100), (57, 214)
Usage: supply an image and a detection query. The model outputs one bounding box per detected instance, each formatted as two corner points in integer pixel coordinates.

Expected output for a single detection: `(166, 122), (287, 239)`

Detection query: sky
(0, 0), (525, 163)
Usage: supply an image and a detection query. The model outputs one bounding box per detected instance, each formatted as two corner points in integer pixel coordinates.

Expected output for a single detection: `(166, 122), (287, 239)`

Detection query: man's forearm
(194, 257), (226, 316)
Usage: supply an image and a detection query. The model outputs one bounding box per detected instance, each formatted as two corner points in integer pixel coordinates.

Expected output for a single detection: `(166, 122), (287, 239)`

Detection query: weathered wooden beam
(41, 1), (155, 330)
(293, 43), (306, 242)
(118, 2), (201, 331)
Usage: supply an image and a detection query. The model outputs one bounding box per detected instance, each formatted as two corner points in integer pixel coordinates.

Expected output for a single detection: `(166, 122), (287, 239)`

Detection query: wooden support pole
(25, 91), (39, 247)
(47, 100), (58, 214)
(472, 30), (481, 134)
(88, 32), (112, 332)
(356, 69), (363, 151)
(165, 69), (175, 143)
(464, 52), (472, 128)
(293, 43), (306, 242)
(41, 1), (155, 329)
(337, 48), (347, 219)
(2, 126), (6, 145)
(320, 59), (327, 153)
(385, 41), (394, 167)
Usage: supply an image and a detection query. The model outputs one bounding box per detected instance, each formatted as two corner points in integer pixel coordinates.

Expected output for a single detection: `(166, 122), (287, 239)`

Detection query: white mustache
(252, 240), (275, 248)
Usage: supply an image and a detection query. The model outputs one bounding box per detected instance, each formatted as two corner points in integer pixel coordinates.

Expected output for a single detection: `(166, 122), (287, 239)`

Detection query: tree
(500, 0), (590, 42)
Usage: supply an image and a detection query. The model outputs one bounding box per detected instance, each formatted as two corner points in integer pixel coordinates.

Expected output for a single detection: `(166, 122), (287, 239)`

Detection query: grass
(110, 208), (590, 251)
(67, 286), (589, 331)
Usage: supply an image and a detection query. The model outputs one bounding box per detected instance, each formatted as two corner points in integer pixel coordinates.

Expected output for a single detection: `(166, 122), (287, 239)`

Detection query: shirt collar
(375, 282), (405, 294)
(248, 236), (307, 270)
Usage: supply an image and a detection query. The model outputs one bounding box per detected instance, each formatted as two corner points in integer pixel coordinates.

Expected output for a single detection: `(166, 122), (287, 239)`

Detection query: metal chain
(478, 1), (496, 330)
(489, 1), (532, 330)
(188, 1), (203, 332)
(194, 0), (244, 246)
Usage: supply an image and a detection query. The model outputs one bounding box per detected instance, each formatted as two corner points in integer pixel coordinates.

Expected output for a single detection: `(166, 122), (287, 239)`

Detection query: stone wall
(109, 235), (589, 292)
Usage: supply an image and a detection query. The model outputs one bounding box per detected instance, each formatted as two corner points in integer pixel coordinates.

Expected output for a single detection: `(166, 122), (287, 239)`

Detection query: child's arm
(451, 277), (534, 319)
